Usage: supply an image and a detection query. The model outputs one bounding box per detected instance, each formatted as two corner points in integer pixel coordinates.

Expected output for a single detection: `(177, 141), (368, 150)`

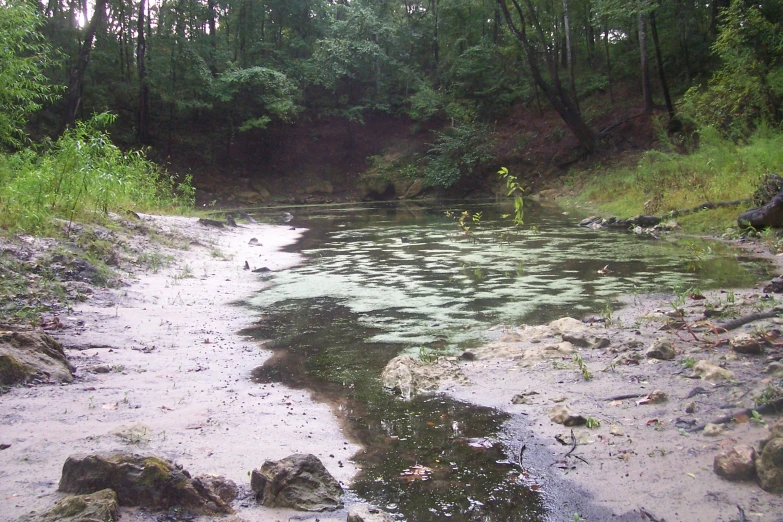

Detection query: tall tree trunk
(638, 10), (654, 112)
(137, 0), (150, 143)
(432, 0), (439, 70)
(207, 0), (217, 75)
(562, 0), (579, 113)
(604, 21), (614, 103)
(497, 0), (596, 152)
(649, 8), (673, 117)
(62, 0), (106, 130)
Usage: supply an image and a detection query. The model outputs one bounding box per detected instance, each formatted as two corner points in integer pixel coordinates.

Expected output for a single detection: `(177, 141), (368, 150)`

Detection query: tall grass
(0, 113), (194, 233)
(574, 127), (783, 223)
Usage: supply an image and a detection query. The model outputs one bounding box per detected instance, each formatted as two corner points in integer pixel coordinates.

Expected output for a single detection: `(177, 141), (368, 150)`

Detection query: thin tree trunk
(207, 0), (217, 75)
(137, 0), (150, 143)
(497, 0), (596, 152)
(562, 0), (579, 113)
(62, 0), (106, 130)
(638, 10), (654, 112)
(649, 8), (673, 117)
(604, 21), (614, 103)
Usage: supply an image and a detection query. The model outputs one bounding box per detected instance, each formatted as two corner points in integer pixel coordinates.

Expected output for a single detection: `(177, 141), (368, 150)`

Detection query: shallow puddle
(243, 201), (768, 521)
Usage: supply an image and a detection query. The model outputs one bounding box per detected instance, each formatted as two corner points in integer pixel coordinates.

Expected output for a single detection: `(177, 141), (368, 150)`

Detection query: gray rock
(646, 337), (676, 360)
(347, 503), (396, 522)
(21, 488), (119, 522)
(251, 453), (343, 511)
(0, 330), (73, 385)
(758, 437), (783, 492)
(196, 474), (238, 504)
(58, 453), (233, 515)
(714, 444), (756, 481)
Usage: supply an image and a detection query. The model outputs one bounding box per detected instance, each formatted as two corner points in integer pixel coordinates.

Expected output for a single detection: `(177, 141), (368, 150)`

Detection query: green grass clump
(572, 127), (783, 233)
(0, 113), (194, 234)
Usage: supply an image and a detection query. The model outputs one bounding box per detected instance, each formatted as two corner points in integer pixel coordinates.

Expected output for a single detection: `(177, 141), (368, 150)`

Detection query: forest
(0, 0), (782, 214)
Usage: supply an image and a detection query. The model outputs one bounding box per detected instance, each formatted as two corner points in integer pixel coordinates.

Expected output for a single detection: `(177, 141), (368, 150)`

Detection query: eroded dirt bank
(1, 216), (359, 522)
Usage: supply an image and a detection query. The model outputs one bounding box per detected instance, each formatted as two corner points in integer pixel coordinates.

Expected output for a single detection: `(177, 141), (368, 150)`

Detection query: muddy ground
(2, 214), (783, 522)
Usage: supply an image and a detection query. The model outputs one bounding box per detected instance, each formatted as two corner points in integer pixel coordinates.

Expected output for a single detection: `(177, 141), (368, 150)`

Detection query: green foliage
(0, 1), (59, 148)
(498, 167), (525, 226)
(573, 127), (783, 232)
(215, 66), (301, 129)
(681, 0), (783, 139)
(0, 113), (194, 233)
(423, 124), (493, 188)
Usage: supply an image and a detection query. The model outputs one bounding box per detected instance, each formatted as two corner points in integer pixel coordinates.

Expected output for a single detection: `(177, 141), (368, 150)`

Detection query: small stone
(714, 444), (756, 481)
(685, 402), (696, 414)
(248, 238), (259, 246)
(730, 333), (765, 355)
(703, 423), (724, 437)
(549, 405), (586, 426)
(692, 360), (734, 381)
(646, 338), (676, 360)
(347, 503), (396, 522)
(26, 489), (119, 522)
(610, 426), (624, 436)
(637, 390), (668, 405)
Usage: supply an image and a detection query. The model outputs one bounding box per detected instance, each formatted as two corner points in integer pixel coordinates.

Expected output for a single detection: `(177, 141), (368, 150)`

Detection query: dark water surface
(243, 201), (767, 521)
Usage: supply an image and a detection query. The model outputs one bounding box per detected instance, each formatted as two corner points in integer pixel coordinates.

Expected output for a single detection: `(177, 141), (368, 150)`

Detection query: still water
(244, 200), (766, 521)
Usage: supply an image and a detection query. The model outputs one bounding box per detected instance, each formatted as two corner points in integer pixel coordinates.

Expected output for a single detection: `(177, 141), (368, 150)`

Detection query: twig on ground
(603, 393), (646, 401)
(640, 506), (666, 522)
(688, 397), (783, 432)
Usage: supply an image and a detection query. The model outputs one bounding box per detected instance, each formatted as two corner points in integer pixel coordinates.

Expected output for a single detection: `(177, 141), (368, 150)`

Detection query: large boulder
(381, 354), (467, 399)
(250, 454), (343, 511)
(0, 330), (73, 385)
(58, 453), (234, 515)
(23, 489), (119, 522)
(757, 437), (783, 493)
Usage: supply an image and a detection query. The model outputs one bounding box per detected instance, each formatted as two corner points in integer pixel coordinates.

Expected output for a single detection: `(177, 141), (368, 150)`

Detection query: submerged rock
(58, 453), (234, 515)
(347, 503), (396, 522)
(22, 489), (119, 522)
(251, 454), (343, 511)
(381, 354), (467, 399)
(0, 330), (73, 385)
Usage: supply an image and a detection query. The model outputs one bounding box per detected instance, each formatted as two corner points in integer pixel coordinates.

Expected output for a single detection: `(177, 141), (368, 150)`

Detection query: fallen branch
(603, 393), (646, 401)
(714, 306), (783, 332)
(598, 112), (649, 135)
(688, 397), (783, 432)
(663, 199), (752, 219)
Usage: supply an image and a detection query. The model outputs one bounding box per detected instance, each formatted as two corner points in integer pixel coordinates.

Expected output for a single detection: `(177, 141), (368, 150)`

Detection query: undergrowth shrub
(0, 113), (194, 233)
(578, 126), (783, 218)
(423, 123), (493, 188)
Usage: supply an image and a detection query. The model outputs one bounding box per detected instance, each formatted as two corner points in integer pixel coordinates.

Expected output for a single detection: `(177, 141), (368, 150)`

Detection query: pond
(243, 200), (767, 521)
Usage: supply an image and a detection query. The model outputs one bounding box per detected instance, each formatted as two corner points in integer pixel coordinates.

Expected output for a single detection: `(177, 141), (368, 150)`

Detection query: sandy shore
(1, 215), (359, 522)
(444, 289), (783, 522)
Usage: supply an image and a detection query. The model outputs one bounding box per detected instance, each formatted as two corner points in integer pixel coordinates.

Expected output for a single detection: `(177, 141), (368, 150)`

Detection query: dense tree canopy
(2, 0), (781, 183)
